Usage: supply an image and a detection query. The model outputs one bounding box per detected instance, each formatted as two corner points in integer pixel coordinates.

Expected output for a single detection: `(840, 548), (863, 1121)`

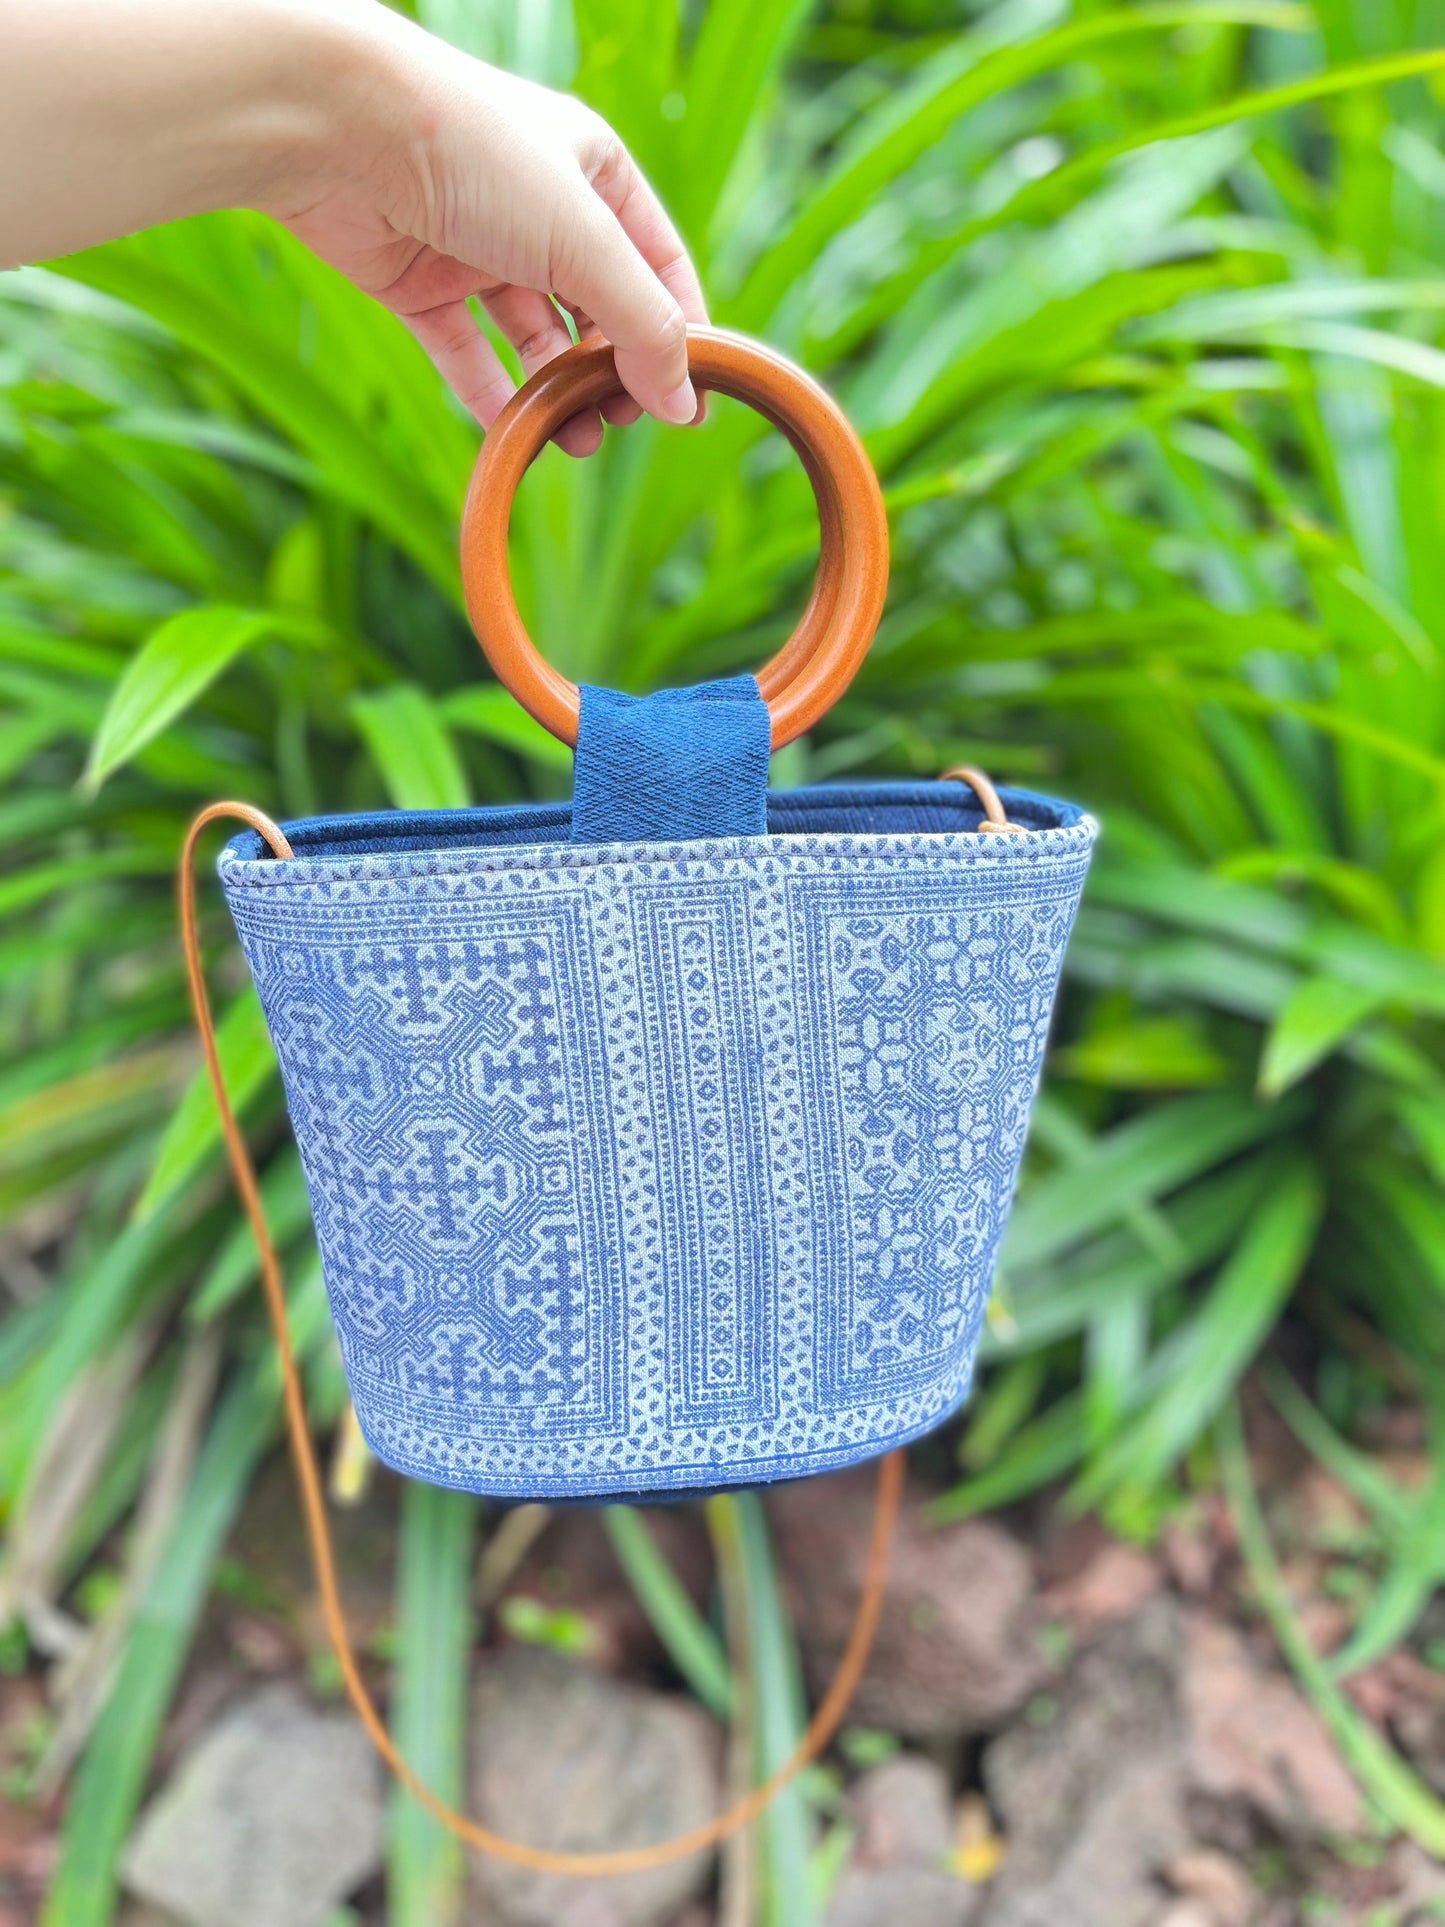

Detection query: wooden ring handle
(459, 325), (890, 751)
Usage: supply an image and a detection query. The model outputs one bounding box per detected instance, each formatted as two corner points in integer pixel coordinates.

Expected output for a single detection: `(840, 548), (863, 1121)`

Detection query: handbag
(182, 327), (1095, 1871)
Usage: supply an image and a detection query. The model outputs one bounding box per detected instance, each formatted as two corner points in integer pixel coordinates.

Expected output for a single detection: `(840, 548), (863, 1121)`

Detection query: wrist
(245, 0), (433, 221)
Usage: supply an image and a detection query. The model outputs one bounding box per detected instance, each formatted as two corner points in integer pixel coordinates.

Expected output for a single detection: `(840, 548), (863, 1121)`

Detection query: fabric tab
(570, 675), (771, 844)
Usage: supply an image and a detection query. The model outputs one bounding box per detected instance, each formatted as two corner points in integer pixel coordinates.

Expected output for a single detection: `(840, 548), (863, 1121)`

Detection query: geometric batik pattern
(221, 802), (1095, 1499)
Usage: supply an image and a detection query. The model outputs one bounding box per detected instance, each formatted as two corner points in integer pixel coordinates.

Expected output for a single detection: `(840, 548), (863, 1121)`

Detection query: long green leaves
(716, 1494), (816, 1927)
(603, 1507), (733, 1720)
(8, 0), (1445, 1893)
(387, 1485), (479, 1927)
(1259, 977), (1387, 1096)
(1072, 1162), (1325, 1505)
(1218, 1401), (1445, 1856)
(84, 607), (284, 791)
(351, 685), (472, 812)
(136, 989), (277, 1221)
(1265, 1366), (1445, 1678)
(41, 1269), (331, 1925)
(52, 226), (467, 598)
(735, 2), (1314, 325)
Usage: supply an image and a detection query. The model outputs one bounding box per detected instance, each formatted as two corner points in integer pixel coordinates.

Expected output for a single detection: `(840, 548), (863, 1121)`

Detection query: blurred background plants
(4, 0), (1445, 1920)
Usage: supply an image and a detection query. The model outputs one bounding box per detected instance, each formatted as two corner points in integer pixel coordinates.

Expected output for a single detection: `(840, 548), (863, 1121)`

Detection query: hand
(0, 0), (708, 457)
(270, 22), (709, 457)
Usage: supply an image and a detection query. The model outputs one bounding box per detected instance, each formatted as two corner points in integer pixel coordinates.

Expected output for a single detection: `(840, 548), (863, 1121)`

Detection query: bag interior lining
(226, 782), (1086, 864)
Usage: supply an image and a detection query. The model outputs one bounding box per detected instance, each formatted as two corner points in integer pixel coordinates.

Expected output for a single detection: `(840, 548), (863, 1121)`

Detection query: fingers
(574, 138), (708, 428)
(400, 299), (517, 428)
(404, 289), (603, 457)
(389, 116), (711, 448)
(588, 139), (709, 330)
(481, 284), (602, 457)
(550, 150), (701, 428)
(555, 299), (641, 427)
(601, 393), (644, 427)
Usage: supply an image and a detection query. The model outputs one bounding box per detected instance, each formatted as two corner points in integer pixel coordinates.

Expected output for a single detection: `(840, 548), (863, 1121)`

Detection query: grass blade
(440, 685), (574, 774)
(83, 607), (279, 792)
(351, 685), (472, 812)
(929, 1392), (1087, 1523)
(1261, 1362), (1412, 1532)
(714, 1493), (815, 1927)
(1258, 977), (1387, 1096)
(1003, 1092), (1291, 1273)
(40, 1264), (329, 1926)
(387, 1483), (478, 1927)
(1218, 1399), (1445, 1856)
(136, 988), (277, 1221)
(52, 231), (464, 598)
(603, 1506), (733, 1721)
(1072, 1161), (1324, 1504)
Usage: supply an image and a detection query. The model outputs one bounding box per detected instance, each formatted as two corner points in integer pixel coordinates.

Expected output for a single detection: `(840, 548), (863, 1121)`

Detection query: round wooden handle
(459, 325), (890, 751)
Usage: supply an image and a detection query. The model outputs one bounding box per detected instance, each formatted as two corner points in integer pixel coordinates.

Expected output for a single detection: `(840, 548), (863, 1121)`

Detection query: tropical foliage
(4, 0), (1445, 1919)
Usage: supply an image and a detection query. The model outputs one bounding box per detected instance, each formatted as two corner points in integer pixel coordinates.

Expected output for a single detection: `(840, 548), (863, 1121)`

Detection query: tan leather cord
(180, 800), (904, 1876)
(941, 766), (1024, 833)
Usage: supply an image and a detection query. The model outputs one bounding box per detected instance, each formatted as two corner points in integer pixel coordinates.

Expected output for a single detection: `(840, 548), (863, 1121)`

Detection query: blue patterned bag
(212, 330), (1095, 1501)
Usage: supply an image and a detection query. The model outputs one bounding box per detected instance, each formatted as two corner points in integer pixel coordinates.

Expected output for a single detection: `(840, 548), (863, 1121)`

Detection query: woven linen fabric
(571, 675), (771, 844)
(220, 785), (1096, 1500)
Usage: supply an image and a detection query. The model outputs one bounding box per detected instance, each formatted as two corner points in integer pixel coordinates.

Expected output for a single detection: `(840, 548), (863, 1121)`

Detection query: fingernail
(659, 378), (698, 425)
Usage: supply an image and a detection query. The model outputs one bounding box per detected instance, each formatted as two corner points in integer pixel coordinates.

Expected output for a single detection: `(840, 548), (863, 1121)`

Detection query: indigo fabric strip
(571, 675), (771, 843)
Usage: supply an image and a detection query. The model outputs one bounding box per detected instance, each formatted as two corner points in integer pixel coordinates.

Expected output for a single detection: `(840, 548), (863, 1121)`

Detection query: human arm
(0, 0), (706, 454)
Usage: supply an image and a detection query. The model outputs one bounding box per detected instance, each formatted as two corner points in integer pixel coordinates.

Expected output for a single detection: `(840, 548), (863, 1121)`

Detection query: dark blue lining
(225, 781), (1087, 864)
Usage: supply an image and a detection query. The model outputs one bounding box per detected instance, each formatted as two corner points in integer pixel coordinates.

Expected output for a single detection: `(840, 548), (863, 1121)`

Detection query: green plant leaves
(1074, 1162), (1325, 1504)
(351, 685), (472, 812)
(83, 607), (277, 791)
(1259, 976), (1387, 1096)
(604, 1507), (733, 1720)
(1003, 1091), (1291, 1275)
(136, 988), (277, 1222)
(40, 1268), (332, 1927)
(735, 2), (1310, 328)
(388, 1484), (479, 1927)
(677, 0), (816, 246)
(53, 222), (469, 599)
(1218, 1400), (1445, 1857)
(714, 1493), (817, 1927)
(440, 685), (574, 772)
(10, 0), (1445, 1890)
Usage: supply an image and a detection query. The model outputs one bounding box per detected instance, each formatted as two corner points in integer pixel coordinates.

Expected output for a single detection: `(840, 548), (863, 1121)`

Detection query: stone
(824, 1754), (980, 1925)
(1043, 1541), (1163, 1636)
(1393, 1838), (1445, 1919)
(469, 1647), (721, 1927)
(850, 1755), (954, 1869)
(981, 1601), (1191, 1927)
(770, 1469), (1045, 1739)
(1181, 1614), (1365, 1840)
(1160, 1516), (1218, 1599)
(1164, 1849), (1253, 1927)
(123, 1682), (383, 1927)
(827, 1865), (980, 1927)
(1156, 1905), (1216, 1927)
(976, 1599), (1371, 1925)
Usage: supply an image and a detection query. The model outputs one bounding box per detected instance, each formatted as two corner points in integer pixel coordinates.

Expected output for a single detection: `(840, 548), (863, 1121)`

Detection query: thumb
(551, 198), (696, 425)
